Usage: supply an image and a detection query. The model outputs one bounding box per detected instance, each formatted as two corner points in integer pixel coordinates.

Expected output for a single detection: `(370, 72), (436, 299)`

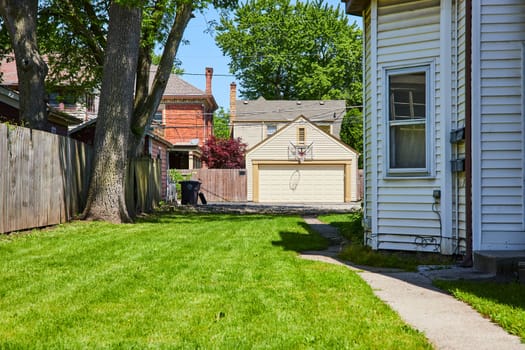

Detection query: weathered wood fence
(1, 124), (161, 234)
(178, 168), (247, 202)
(127, 157), (161, 214)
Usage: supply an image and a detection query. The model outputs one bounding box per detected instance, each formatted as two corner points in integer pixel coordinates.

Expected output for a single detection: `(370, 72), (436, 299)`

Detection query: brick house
(152, 67), (218, 169)
(69, 67), (218, 198)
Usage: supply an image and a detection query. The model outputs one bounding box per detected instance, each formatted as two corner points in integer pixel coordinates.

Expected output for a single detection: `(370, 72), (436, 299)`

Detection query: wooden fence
(178, 168), (247, 202)
(1, 124), (161, 234)
(127, 157), (161, 214)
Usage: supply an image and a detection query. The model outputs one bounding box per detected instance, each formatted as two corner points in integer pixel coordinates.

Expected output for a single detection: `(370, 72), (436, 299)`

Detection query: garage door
(258, 164), (344, 203)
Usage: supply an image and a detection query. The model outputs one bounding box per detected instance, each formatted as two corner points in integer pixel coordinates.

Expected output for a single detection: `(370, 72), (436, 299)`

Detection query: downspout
(463, 0), (473, 267)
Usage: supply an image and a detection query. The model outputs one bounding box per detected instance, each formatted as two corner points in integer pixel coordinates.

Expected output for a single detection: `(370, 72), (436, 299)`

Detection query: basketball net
(289, 142), (313, 163)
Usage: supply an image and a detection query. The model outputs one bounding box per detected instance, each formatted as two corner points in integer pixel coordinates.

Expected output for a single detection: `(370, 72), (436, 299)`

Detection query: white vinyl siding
(363, 5), (374, 245)
(234, 122), (288, 149)
(370, 0), (442, 252)
(473, 0), (525, 250)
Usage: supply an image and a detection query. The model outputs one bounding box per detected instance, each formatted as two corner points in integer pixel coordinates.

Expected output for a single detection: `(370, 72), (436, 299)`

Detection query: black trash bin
(180, 180), (201, 205)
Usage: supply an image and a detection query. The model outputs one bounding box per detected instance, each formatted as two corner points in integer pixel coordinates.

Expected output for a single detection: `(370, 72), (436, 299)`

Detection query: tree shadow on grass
(271, 222), (329, 252)
(136, 212), (276, 225)
(434, 279), (525, 312)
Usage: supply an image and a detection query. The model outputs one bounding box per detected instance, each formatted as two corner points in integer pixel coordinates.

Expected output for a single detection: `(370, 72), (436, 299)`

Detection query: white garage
(246, 116), (359, 203)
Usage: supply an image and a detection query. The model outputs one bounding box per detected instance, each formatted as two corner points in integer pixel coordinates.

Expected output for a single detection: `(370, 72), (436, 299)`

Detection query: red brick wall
(163, 103), (212, 147)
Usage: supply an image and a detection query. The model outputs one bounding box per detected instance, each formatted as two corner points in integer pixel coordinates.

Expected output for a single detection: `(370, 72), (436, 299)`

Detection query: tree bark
(82, 2), (142, 223)
(0, 0), (48, 130)
(129, 1), (194, 157)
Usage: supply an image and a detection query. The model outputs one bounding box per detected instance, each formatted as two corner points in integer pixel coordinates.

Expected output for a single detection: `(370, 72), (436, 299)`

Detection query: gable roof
(235, 97), (346, 123)
(149, 68), (206, 97)
(246, 115), (358, 156)
(149, 67), (218, 111)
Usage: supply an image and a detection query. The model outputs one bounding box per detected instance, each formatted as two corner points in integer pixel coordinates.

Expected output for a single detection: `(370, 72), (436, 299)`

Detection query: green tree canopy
(215, 0), (362, 105)
(213, 107), (230, 139)
(340, 108), (363, 167)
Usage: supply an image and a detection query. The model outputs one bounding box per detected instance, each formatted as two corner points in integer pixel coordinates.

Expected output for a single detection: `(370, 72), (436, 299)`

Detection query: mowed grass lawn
(0, 213), (431, 349)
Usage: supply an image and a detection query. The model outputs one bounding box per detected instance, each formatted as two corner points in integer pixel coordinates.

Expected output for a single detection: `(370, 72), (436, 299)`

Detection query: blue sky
(176, 1), (363, 111)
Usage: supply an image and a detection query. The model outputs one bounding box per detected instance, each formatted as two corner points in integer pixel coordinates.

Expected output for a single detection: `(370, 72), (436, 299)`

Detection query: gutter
(463, 0), (473, 267)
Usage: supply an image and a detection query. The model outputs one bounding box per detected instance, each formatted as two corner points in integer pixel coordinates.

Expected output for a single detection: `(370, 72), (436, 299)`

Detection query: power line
(180, 72), (235, 77)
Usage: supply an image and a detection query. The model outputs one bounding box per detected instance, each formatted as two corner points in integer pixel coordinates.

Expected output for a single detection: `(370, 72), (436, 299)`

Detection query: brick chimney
(205, 67), (213, 95)
(230, 82), (237, 122)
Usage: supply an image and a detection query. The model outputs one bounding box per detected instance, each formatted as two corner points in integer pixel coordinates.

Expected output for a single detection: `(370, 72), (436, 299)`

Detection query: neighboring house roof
(150, 69), (205, 97)
(149, 66), (218, 111)
(0, 85), (82, 127)
(68, 118), (97, 136)
(164, 74), (205, 97)
(69, 118), (172, 147)
(247, 115), (358, 156)
(234, 97), (346, 123)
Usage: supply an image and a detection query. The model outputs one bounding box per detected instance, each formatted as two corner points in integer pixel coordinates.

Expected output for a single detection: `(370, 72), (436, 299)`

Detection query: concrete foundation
(473, 250), (525, 278)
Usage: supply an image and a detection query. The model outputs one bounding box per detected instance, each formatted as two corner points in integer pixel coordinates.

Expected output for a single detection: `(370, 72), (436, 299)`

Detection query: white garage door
(258, 164), (344, 203)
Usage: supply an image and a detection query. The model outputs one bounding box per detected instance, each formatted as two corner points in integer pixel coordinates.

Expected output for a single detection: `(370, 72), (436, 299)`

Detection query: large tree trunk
(129, 1), (194, 157)
(82, 2), (142, 223)
(0, 0), (48, 130)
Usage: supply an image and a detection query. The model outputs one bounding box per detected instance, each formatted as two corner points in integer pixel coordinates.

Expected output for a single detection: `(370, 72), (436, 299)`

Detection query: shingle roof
(234, 97), (346, 123)
(149, 67), (205, 97)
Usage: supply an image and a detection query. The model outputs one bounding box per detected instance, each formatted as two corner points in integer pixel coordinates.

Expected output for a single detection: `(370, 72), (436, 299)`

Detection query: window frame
(266, 124), (277, 137)
(153, 110), (163, 124)
(297, 126), (306, 144)
(384, 64), (433, 177)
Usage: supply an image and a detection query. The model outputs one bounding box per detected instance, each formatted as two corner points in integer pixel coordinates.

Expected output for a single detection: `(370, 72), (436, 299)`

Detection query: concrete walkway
(301, 216), (525, 350)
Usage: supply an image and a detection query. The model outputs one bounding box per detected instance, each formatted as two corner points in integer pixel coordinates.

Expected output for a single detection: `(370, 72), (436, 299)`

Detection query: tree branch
(62, 0), (105, 66)
(130, 1), (194, 151)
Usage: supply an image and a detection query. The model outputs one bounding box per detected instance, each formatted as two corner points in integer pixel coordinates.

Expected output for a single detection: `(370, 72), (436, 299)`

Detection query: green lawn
(319, 212), (525, 343)
(434, 280), (525, 342)
(0, 213), (431, 349)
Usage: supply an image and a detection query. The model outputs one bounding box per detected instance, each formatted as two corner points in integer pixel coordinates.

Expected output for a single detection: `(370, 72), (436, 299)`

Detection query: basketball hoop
(288, 142), (313, 163)
(296, 146), (306, 163)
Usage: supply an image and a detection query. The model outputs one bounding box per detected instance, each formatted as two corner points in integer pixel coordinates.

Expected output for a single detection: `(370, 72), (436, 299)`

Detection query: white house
(245, 116), (360, 203)
(345, 0), (525, 267)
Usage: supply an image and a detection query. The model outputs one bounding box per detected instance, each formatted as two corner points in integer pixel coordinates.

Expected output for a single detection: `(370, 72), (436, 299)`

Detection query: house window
(387, 66), (431, 175)
(153, 111), (163, 124)
(266, 124), (277, 137)
(317, 124), (331, 134)
(85, 94), (96, 112)
(297, 127), (306, 144)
